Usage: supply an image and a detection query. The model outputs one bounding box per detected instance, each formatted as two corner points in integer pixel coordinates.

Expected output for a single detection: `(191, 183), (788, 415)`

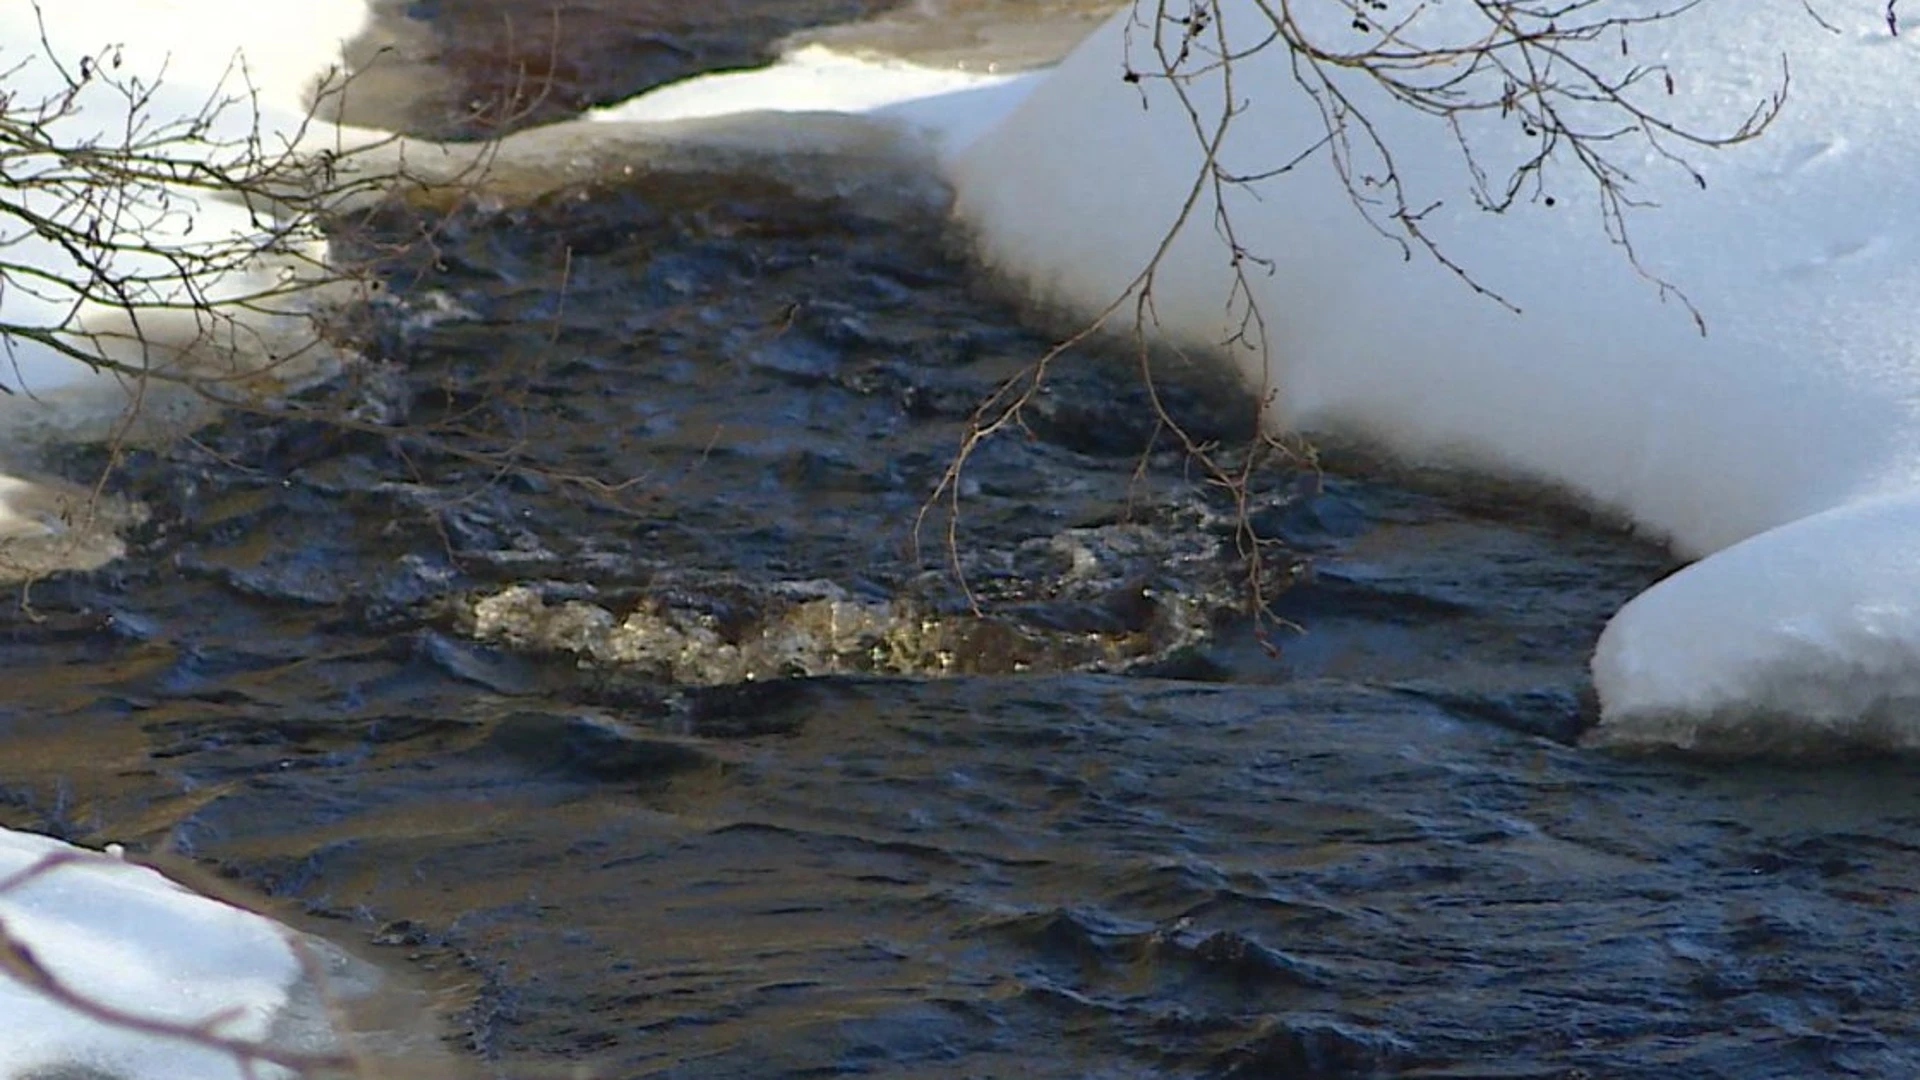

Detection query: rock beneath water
(463, 563), (1227, 683)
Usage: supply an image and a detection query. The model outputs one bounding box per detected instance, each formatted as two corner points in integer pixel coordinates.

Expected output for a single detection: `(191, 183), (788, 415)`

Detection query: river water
(2, 3), (1918, 1078)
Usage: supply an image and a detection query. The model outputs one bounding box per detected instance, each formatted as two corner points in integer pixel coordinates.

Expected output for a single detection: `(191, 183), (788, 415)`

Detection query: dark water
(5, 6), (1920, 1079)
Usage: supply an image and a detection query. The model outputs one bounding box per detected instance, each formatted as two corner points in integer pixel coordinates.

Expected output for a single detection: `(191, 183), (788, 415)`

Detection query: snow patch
(0, 828), (345, 1080)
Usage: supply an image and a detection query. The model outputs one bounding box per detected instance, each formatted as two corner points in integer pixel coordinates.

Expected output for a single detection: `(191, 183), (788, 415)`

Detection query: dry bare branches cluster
(0, 33), (399, 419)
(1178, 0), (1783, 322)
(0, 6), (575, 591)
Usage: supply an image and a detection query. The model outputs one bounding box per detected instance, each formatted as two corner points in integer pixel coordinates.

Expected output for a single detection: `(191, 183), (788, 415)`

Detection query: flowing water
(3, 3), (1919, 1078)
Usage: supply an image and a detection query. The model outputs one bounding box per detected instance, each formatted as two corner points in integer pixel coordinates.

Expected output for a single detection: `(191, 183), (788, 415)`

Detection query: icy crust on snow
(0, 828), (339, 1080)
(944, 0), (1920, 750)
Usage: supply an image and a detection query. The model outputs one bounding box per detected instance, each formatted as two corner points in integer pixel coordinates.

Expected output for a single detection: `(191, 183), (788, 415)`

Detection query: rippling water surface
(3, 4), (1919, 1078)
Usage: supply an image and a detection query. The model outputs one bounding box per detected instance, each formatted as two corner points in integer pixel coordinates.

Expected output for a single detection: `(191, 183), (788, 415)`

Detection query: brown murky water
(5, 4), (1920, 1079)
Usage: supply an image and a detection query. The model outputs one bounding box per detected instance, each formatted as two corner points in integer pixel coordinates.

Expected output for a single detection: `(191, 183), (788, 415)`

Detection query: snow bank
(944, 0), (1920, 751)
(0, 828), (350, 1080)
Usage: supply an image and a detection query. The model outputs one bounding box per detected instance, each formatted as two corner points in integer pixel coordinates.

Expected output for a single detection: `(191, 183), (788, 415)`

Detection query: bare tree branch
(926, 0), (1790, 635)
